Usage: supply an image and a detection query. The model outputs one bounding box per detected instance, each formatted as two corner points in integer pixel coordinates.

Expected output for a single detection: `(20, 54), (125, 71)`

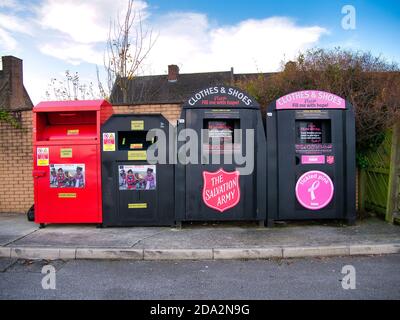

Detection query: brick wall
(0, 110), (33, 213)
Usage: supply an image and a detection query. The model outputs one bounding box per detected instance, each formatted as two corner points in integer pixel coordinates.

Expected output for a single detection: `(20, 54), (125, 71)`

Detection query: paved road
(0, 255), (399, 299)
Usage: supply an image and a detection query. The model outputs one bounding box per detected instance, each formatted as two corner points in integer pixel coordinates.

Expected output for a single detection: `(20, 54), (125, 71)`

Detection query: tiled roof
(110, 70), (275, 105)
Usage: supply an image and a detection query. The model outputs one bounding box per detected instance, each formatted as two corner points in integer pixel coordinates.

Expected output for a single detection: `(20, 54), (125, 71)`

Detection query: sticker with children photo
(50, 164), (85, 188)
(118, 165), (156, 191)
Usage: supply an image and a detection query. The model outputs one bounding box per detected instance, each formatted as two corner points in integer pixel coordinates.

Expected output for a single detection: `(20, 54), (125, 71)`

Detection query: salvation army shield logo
(326, 156), (335, 164)
(202, 169), (240, 213)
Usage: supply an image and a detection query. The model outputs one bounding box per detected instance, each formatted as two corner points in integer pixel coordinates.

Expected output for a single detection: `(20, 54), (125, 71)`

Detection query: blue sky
(0, 0), (399, 104)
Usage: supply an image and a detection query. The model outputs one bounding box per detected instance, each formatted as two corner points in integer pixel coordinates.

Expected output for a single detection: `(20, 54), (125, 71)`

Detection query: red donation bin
(32, 100), (113, 226)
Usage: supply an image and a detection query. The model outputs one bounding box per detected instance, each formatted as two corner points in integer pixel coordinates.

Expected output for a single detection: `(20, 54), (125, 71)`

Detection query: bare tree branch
(104, 0), (158, 103)
(45, 71), (100, 101)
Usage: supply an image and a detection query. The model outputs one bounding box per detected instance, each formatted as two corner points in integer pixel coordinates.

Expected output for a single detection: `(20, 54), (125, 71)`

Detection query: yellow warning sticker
(128, 150), (147, 160)
(58, 193), (77, 198)
(130, 143), (143, 149)
(128, 203), (147, 209)
(37, 147), (49, 166)
(103, 133), (116, 152)
(60, 148), (72, 158)
(131, 120), (144, 131)
(67, 129), (79, 135)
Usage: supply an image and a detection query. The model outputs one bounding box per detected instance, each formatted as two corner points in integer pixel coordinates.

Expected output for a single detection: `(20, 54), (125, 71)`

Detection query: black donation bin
(101, 114), (175, 226)
(175, 85), (267, 225)
(266, 90), (356, 223)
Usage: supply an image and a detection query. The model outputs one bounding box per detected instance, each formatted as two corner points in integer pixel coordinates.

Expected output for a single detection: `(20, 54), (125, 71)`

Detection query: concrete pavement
(0, 213), (399, 260)
(1, 255), (400, 299)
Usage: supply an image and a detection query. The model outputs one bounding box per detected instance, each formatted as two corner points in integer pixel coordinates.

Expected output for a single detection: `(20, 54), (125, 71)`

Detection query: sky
(1, 0), (399, 104)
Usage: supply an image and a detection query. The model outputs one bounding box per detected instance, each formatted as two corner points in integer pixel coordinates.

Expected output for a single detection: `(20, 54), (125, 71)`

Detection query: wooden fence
(358, 124), (400, 223)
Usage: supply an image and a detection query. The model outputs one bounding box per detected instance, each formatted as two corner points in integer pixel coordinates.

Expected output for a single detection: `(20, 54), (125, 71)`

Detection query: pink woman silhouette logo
(308, 180), (320, 200)
(295, 171), (334, 210)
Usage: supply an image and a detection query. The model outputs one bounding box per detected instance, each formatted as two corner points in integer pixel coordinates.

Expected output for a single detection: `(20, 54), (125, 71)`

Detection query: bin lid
(34, 100), (111, 112)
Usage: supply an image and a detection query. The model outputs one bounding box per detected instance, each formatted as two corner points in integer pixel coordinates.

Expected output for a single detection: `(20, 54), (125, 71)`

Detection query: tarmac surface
(1, 254), (399, 299)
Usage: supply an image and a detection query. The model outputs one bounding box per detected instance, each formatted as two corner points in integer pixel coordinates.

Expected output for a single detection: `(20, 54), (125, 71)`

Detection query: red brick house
(110, 64), (272, 123)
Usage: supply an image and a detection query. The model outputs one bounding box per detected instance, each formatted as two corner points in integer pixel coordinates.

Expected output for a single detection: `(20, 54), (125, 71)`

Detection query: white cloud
(0, 27), (17, 50)
(0, 12), (33, 51)
(38, 2), (108, 43)
(0, 0), (24, 11)
(23, 72), (52, 104)
(146, 13), (327, 74)
(35, 0), (148, 64)
(37, 0), (148, 43)
(34, 2), (327, 73)
(2, 1), (328, 103)
(39, 42), (103, 65)
(0, 13), (33, 34)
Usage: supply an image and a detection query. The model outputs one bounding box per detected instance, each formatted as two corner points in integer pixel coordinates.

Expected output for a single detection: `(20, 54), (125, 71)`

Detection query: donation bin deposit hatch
(101, 114), (175, 226)
(175, 86), (267, 225)
(266, 90), (356, 223)
(32, 100), (113, 225)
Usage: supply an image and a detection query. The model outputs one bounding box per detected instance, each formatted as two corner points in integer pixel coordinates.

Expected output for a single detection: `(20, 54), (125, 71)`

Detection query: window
(295, 120), (332, 144)
(204, 119), (240, 150)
